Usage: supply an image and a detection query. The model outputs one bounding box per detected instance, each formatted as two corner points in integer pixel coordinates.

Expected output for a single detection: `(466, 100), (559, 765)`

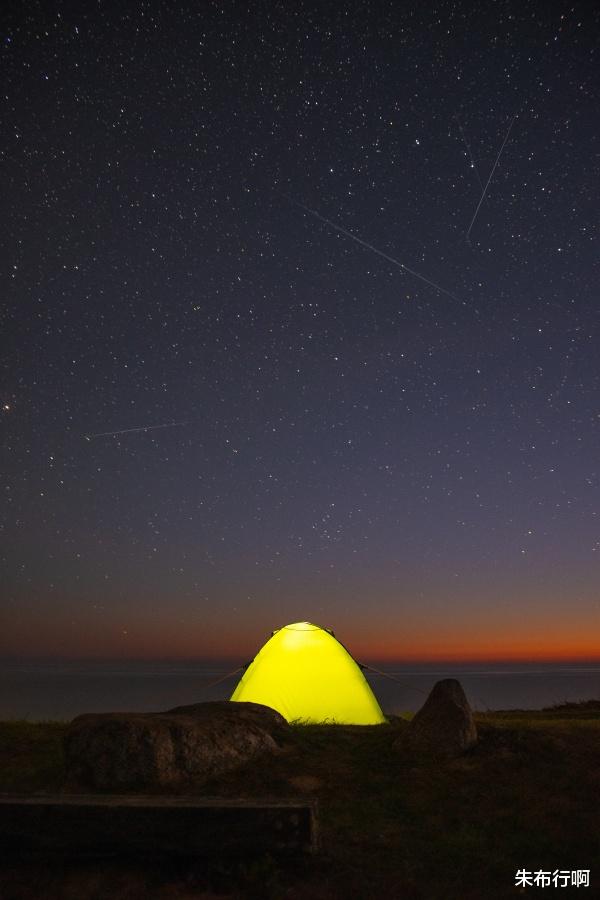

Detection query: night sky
(2, 1), (599, 663)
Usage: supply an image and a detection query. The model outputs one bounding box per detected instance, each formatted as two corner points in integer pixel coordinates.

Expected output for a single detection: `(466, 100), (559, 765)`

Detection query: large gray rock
(64, 701), (289, 791)
(399, 679), (477, 758)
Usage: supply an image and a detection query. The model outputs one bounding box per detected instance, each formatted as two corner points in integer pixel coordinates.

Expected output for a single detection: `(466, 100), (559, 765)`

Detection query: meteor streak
(84, 421), (188, 440)
(466, 114), (516, 242)
(282, 193), (465, 306)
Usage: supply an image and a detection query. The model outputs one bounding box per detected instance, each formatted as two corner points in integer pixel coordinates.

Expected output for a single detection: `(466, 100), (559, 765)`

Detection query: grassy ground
(1, 704), (599, 899)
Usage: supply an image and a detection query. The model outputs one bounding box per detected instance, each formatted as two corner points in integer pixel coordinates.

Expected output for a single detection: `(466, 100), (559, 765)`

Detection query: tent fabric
(230, 621), (386, 724)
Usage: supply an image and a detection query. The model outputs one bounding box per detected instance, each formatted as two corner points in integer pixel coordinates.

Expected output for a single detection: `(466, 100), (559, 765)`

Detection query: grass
(1, 704), (599, 898)
(0, 720), (67, 793)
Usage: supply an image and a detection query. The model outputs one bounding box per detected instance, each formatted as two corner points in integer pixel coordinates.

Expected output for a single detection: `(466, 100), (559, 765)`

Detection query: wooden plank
(0, 794), (318, 857)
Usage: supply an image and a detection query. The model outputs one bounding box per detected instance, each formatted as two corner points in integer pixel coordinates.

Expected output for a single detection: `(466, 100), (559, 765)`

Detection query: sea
(1, 660), (599, 721)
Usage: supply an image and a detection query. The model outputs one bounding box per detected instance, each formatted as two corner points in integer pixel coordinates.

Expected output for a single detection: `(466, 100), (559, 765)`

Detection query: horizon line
(2, 653), (600, 667)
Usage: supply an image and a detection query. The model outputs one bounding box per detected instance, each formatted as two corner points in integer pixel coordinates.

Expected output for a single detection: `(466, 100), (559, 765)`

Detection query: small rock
(64, 701), (289, 791)
(397, 679), (477, 758)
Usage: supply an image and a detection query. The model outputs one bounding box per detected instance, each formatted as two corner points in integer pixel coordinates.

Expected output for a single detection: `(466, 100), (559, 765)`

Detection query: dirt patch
(287, 774), (322, 793)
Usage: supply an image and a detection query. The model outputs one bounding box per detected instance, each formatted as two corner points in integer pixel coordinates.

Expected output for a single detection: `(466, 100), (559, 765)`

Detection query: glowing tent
(230, 621), (386, 724)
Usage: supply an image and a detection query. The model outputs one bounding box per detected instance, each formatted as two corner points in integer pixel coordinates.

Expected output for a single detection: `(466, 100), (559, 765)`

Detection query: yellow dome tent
(230, 621), (386, 724)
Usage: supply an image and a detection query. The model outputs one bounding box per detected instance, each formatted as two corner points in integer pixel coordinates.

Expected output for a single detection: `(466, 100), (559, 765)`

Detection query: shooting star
(466, 114), (516, 242)
(281, 193), (465, 307)
(84, 421), (188, 440)
(454, 113), (483, 190)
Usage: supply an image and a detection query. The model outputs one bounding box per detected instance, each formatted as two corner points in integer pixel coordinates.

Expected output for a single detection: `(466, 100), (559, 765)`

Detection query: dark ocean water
(1, 660), (599, 721)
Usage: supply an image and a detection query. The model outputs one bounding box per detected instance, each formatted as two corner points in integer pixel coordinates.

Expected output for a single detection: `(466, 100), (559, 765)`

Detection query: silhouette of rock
(64, 701), (289, 790)
(398, 679), (477, 757)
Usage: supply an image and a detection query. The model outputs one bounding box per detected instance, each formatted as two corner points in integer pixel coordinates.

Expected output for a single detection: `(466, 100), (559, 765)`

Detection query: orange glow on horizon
(4, 630), (599, 665)
(349, 636), (600, 665)
(3, 607), (599, 664)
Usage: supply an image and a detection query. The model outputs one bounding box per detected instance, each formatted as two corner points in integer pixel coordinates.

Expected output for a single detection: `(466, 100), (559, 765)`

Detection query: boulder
(398, 679), (477, 758)
(64, 701), (289, 791)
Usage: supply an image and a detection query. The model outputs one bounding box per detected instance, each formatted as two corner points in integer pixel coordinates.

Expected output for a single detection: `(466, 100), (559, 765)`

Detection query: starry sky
(2, 1), (599, 663)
